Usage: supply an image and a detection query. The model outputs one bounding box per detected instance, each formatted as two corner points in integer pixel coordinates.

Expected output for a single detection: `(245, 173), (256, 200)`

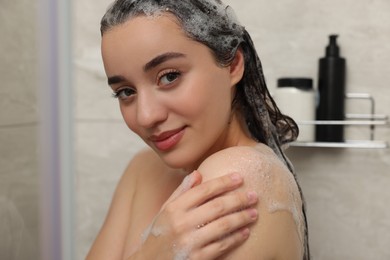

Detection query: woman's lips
(150, 126), (186, 151)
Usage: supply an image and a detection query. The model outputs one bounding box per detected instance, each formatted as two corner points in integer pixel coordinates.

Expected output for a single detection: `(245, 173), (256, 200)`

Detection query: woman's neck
(182, 112), (257, 173)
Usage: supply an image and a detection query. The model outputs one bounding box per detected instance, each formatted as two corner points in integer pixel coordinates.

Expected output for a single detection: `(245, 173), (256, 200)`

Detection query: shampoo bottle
(316, 35), (346, 142)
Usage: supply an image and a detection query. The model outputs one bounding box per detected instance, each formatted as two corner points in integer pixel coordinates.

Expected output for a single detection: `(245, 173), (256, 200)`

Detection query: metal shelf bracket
(291, 93), (389, 149)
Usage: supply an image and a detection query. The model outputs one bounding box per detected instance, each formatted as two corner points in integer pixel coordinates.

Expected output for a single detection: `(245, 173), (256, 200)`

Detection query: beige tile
(0, 0), (38, 126)
(288, 148), (390, 259)
(74, 64), (123, 120)
(0, 126), (40, 260)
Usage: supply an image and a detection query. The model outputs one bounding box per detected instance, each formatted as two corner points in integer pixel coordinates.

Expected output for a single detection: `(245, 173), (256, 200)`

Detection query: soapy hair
(101, 0), (298, 168)
(101, 1), (309, 259)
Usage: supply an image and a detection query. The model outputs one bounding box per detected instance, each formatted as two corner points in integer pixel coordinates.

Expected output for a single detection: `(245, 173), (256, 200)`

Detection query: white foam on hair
(112, 0), (244, 61)
(138, 1), (162, 16)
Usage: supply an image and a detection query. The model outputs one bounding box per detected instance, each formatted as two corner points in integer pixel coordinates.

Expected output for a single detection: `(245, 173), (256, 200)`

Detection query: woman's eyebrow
(143, 52), (186, 72)
(107, 75), (126, 86)
(107, 52), (186, 86)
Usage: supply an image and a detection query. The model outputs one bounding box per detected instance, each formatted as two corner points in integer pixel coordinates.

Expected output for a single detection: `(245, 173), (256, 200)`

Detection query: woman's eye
(113, 88), (136, 100)
(159, 71), (180, 86)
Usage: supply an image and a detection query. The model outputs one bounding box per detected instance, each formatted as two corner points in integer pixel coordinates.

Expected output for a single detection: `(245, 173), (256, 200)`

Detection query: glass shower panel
(0, 0), (74, 259)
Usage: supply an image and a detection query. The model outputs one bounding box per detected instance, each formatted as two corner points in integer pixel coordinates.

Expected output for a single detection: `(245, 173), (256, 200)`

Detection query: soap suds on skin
(139, 171), (205, 259)
(141, 172), (195, 242)
(256, 145), (305, 248)
(142, 220), (197, 260)
(174, 248), (190, 260)
(141, 214), (164, 243)
(172, 230), (200, 260)
(211, 144), (306, 250)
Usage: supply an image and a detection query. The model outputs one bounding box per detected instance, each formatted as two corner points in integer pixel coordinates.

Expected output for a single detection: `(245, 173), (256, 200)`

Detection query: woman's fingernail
(230, 173), (242, 183)
(247, 191), (258, 203)
(192, 170), (202, 184)
(248, 208), (258, 220)
(241, 228), (250, 238)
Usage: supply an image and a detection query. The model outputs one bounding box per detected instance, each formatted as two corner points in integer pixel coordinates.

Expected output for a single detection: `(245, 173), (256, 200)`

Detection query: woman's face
(101, 14), (245, 170)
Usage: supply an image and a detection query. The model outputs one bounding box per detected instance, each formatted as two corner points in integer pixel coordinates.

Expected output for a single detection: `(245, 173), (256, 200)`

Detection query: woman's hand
(135, 171), (258, 260)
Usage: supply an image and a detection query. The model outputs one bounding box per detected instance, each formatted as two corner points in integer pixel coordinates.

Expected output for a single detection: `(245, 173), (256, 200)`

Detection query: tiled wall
(74, 0), (390, 259)
(0, 1), (40, 259)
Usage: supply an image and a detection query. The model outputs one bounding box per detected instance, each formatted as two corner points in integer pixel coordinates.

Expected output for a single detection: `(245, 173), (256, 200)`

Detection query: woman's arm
(87, 149), (260, 260)
(86, 151), (141, 260)
(135, 171), (259, 260)
(197, 145), (304, 260)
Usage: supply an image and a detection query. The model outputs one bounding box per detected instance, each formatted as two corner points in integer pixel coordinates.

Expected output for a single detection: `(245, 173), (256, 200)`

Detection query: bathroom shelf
(291, 140), (388, 149)
(290, 93), (389, 149)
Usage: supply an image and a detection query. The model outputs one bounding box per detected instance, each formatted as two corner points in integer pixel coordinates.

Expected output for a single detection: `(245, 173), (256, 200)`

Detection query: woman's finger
(194, 227), (251, 260)
(160, 170), (202, 210)
(193, 190), (258, 226)
(175, 173), (244, 210)
(195, 207), (258, 247)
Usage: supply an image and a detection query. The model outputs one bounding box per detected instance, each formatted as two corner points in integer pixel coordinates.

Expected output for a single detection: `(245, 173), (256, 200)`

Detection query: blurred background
(0, 0), (389, 259)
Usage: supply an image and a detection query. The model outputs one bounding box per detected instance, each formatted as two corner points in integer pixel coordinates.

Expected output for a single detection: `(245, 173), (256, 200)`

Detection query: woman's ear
(229, 48), (245, 86)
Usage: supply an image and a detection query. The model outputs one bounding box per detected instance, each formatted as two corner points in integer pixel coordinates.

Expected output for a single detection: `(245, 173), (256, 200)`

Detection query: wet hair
(101, 0), (298, 165)
(101, 1), (309, 259)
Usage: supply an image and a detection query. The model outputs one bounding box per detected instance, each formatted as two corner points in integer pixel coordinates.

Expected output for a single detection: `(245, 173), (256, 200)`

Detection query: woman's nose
(136, 91), (167, 128)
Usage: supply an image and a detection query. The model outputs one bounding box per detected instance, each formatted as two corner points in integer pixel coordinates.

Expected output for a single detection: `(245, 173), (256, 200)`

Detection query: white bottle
(274, 78), (316, 142)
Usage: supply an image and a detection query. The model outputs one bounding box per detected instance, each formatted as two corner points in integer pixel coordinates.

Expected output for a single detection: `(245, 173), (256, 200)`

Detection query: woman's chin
(164, 159), (196, 172)
(148, 143), (202, 172)
(158, 153), (198, 172)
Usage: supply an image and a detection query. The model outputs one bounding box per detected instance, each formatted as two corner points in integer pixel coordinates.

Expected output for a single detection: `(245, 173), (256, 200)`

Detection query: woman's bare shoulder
(198, 143), (286, 183)
(127, 147), (165, 172)
(122, 147), (172, 181)
(198, 144), (304, 259)
(198, 144), (301, 209)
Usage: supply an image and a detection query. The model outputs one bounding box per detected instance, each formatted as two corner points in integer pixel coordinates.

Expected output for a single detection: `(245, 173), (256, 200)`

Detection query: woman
(88, 0), (309, 259)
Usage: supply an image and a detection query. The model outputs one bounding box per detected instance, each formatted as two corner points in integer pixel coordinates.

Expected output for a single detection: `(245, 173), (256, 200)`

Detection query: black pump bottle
(316, 35), (346, 142)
